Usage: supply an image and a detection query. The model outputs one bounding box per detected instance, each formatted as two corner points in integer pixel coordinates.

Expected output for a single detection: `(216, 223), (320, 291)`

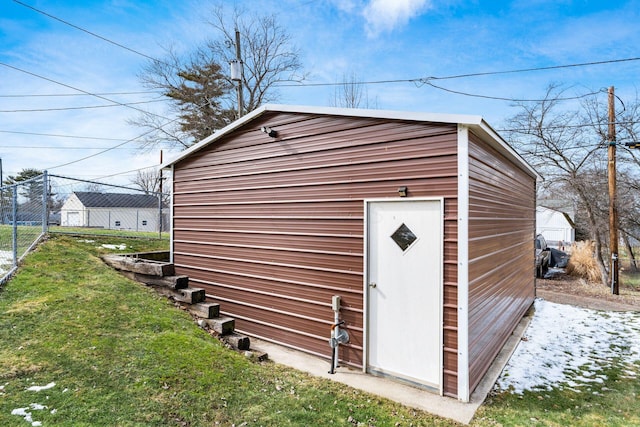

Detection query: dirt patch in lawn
(536, 268), (640, 311)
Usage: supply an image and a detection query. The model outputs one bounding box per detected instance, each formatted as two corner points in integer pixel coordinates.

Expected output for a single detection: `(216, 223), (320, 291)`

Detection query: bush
(566, 240), (601, 282)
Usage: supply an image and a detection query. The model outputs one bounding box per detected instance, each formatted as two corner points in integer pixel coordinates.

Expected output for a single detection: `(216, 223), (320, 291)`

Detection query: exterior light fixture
(397, 186), (408, 197)
(260, 126), (278, 138)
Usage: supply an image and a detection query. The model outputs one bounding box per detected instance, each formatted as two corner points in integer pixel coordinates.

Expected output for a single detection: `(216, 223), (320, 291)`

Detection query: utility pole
(608, 86), (619, 295)
(230, 29), (244, 119)
(158, 150), (164, 237)
(159, 150), (163, 195)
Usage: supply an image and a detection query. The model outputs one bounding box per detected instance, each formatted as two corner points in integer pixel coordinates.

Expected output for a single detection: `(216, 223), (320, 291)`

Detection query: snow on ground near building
(496, 299), (640, 394)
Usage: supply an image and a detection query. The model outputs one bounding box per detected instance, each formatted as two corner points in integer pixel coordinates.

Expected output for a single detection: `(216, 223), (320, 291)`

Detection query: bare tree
(131, 169), (162, 194)
(505, 84), (611, 285)
(330, 72), (378, 109)
(131, 168), (170, 207)
(581, 88), (640, 274)
(205, 4), (305, 114)
(131, 4), (305, 149)
(83, 182), (106, 193)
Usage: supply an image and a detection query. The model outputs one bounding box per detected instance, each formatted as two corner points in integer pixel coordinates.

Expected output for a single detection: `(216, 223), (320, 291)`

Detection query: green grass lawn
(0, 235), (638, 426)
(0, 224), (43, 253)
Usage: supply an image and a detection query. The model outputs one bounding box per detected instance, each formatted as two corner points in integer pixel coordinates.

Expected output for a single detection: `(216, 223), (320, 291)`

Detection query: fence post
(158, 192), (163, 239)
(42, 171), (48, 233)
(12, 186), (17, 269)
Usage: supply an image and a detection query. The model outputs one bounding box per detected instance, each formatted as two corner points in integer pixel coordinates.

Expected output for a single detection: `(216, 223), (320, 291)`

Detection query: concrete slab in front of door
(249, 307), (533, 425)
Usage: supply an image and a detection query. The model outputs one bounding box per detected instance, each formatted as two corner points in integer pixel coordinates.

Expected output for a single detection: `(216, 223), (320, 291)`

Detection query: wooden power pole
(235, 29), (243, 118)
(608, 86), (619, 295)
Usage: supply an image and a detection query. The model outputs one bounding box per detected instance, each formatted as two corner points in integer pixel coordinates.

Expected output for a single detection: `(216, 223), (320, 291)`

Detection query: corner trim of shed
(457, 124), (471, 402)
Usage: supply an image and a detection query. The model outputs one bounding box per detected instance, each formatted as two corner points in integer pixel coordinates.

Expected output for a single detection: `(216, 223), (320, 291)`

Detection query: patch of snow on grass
(0, 250), (14, 274)
(101, 244), (127, 250)
(26, 382), (55, 392)
(12, 403), (48, 426)
(496, 299), (640, 394)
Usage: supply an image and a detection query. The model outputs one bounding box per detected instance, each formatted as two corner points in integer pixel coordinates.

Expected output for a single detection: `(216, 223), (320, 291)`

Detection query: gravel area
(536, 268), (640, 311)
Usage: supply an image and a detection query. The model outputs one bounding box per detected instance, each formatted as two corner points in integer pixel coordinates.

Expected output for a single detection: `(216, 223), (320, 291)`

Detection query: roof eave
(160, 104), (540, 180)
(161, 105), (271, 169)
(160, 104), (486, 169)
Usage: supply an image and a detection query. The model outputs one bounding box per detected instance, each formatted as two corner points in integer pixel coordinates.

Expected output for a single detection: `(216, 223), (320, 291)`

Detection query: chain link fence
(0, 173), (47, 285)
(0, 172), (168, 285)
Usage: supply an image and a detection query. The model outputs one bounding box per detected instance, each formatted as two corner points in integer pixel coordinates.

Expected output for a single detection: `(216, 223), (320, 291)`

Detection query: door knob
(369, 282), (377, 288)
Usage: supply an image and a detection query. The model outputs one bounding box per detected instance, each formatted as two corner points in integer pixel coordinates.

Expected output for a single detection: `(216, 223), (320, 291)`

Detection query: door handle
(369, 282), (377, 288)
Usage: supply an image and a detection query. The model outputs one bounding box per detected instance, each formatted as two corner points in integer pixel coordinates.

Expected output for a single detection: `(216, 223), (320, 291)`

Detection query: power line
(0, 91), (161, 98)
(12, 0), (169, 67)
(0, 99), (165, 113)
(43, 98), (206, 169)
(0, 145), (132, 150)
(45, 128), (155, 170)
(0, 62), (171, 121)
(275, 56), (640, 88)
(0, 130), (127, 141)
(94, 164), (159, 181)
(426, 57), (640, 81)
(496, 120), (640, 133)
(423, 81), (605, 102)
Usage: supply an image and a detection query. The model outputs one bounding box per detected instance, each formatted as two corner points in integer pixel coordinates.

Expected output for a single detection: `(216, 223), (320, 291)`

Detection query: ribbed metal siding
(171, 112), (459, 386)
(467, 132), (536, 394)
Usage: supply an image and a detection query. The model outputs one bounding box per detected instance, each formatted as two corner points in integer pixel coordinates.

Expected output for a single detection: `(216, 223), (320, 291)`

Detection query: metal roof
(73, 192), (158, 208)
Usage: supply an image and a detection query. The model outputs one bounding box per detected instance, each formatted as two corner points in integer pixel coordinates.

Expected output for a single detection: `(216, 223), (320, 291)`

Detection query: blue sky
(1, 0), (639, 184)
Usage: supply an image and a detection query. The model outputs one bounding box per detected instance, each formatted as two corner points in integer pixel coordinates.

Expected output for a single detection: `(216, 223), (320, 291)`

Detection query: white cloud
(363, 0), (432, 36)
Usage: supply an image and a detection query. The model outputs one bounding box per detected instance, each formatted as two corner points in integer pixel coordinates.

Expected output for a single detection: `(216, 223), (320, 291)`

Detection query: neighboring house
(60, 192), (160, 232)
(536, 206), (575, 249)
(161, 104), (539, 402)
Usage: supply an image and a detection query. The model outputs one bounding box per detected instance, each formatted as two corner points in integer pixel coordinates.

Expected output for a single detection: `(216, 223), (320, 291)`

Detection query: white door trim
(363, 197), (444, 394)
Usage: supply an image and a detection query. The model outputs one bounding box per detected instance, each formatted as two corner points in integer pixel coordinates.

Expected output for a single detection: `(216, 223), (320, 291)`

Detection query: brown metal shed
(162, 105), (538, 401)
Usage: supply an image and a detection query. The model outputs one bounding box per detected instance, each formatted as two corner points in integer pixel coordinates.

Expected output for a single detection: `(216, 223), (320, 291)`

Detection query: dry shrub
(566, 240), (601, 282)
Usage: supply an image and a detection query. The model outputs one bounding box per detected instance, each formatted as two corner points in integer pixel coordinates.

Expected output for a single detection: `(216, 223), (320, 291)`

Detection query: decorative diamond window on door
(390, 223), (417, 251)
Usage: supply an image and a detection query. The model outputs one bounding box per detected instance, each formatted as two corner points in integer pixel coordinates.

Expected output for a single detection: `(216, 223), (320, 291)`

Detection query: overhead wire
(496, 120), (640, 133)
(43, 96), (212, 170)
(423, 81), (605, 102)
(0, 62), (171, 121)
(0, 145), (131, 150)
(0, 91), (161, 98)
(0, 99), (166, 113)
(9, 0), (640, 173)
(275, 56), (640, 102)
(12, 0), (171, 67)
(0, 129), (127, 141)
(276, 56), (640, 88)
(426, 57), (640, 81)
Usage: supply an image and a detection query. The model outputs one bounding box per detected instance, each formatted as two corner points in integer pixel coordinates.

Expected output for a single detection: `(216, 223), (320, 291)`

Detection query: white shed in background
(60, 192), (160, 232)
(536, 206), (575, 249)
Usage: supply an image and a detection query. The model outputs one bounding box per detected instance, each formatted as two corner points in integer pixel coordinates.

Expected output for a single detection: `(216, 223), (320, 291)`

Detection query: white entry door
(366, 199), (442, 391)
